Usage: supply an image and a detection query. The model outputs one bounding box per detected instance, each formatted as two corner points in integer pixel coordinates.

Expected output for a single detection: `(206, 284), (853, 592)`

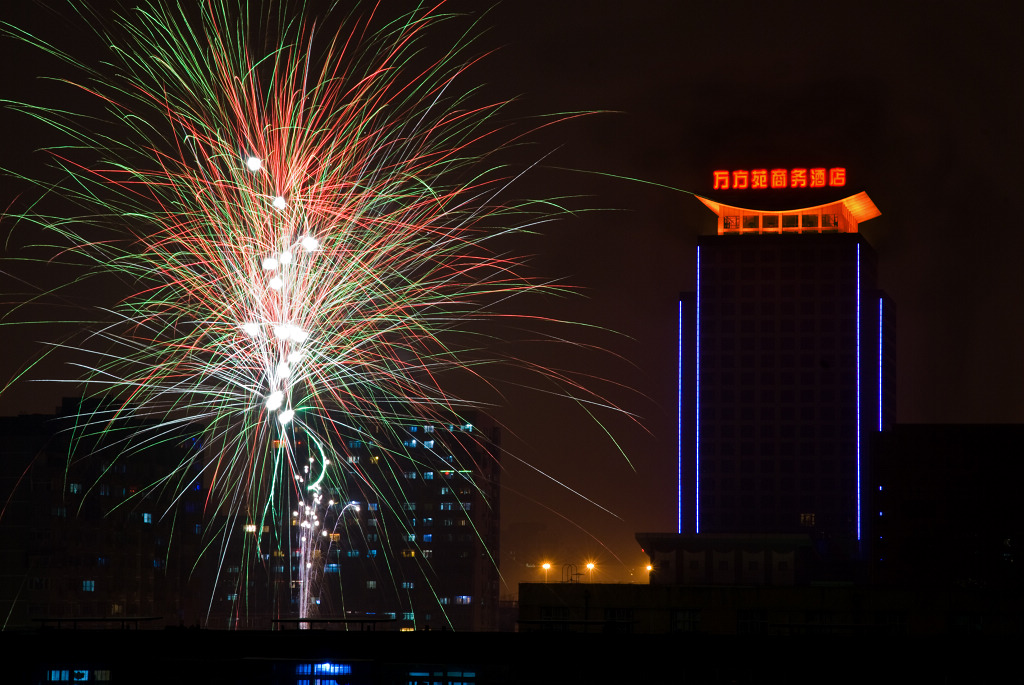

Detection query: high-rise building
(208, 411), (501, 631)
(677, 182), (894, 557)
(0, 398), (207, 628)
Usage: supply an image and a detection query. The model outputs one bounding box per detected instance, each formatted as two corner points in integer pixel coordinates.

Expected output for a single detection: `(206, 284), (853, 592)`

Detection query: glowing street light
(542, 562), (551, 583)
(586, 562), (595, 583)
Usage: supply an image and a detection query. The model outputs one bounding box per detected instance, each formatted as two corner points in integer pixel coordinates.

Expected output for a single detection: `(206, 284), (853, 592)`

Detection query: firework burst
(3, 1), (623, 625)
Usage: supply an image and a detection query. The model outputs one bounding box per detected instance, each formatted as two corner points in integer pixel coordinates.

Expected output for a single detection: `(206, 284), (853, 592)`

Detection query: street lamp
(586, 562), (595, 583)
(542, 562), (551, 583)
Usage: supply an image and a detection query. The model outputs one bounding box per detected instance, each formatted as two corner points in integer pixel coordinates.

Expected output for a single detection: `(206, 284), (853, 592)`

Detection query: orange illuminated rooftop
(696, 191), (880, 235)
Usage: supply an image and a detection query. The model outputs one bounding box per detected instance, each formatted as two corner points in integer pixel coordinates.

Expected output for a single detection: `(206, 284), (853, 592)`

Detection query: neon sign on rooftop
(712, 167), (846, 190)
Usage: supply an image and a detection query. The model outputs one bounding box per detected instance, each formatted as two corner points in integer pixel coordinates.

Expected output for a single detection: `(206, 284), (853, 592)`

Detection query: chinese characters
(713, 168), (846, 190)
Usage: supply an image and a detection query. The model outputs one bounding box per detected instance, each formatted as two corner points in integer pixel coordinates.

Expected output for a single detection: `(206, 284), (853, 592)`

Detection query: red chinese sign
(713, 167), (846, 190)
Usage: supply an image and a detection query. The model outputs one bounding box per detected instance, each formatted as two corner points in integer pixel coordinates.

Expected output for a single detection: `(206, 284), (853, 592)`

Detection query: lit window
(325, 564), (340, 573)
(99, 484), (110, 496)
(69, 483), (81, 494)
(295, 663), (352, 676)
(439, 597), (449, 605)
(368, 503), (378, 511)
(422, 550), (433, 559)
(401, 582), (414, 589)
(82, 580), (95, 592)
(402, 502), (416, 511)
(193, 524), (202, 534)
(403, 471), (417, 479)
(404, 533), (416, 542)
(423, 472), (434, 480)
(346, 550), (360, 558)
(422, 534), (432, 542)
(347, 455), (360, 464)
(461, 502), (472, 511)
(227, 593), (238, 601)
(244, 523), (257, 533)
(422, 518), (433, 527)
(347, 440), (363, 448)
(456, 595), (472, 604)
(367, 549), (377, 558)
(440, 502), (454, 510)
(366, 580), (377, 589)
(403, 612), (414, 620)
(424, 425), (434, 433)
(423, 440), (435, 449)
(368, 518), (378, 527)
(402, 549), (416, 558)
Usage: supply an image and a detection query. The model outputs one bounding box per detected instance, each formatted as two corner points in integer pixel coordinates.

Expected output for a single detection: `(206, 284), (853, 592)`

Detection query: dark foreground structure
(5, 626), (1018, 684)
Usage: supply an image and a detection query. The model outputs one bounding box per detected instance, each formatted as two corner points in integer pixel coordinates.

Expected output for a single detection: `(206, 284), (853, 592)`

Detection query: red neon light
(712, 167), (847, 190)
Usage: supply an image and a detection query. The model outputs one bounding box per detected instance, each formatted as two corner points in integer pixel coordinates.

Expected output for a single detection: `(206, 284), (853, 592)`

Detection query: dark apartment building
(206, 411), (502, 631)
(0, 398), (207, 629)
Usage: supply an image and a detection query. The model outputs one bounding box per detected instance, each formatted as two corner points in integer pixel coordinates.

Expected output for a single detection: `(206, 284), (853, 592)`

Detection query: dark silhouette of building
(875, 424), (1024, 588)
(678, 190), (893, 561)
(1, 401), (501, 632)
(0, 398), (207, 629)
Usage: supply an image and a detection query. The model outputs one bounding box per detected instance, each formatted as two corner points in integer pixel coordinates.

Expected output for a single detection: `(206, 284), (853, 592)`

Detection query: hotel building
(677, 172), (894, 559)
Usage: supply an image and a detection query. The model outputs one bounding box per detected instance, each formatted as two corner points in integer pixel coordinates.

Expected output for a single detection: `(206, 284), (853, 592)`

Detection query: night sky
(2, 1), (1023, 591)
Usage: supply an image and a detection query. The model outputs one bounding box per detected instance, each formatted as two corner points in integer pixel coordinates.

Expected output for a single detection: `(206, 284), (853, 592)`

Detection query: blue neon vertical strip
(677, 298), (683, 534)
(855, 243), (862, 541)
(695, 246), (701, 534)
(878, 297), (884, 432)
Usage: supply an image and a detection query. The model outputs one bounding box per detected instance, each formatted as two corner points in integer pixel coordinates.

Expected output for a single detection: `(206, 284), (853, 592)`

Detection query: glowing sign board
(713, 167), (846, 190)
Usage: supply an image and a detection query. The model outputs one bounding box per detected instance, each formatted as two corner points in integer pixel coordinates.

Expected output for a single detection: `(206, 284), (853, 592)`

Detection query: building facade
(0, 399), (207, 628)
(209, 411), (502, 631)
(678, 190), (894, 558)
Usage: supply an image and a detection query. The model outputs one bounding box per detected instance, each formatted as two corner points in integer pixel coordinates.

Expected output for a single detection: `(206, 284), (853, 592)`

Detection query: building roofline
(696, 191), (881, 225)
